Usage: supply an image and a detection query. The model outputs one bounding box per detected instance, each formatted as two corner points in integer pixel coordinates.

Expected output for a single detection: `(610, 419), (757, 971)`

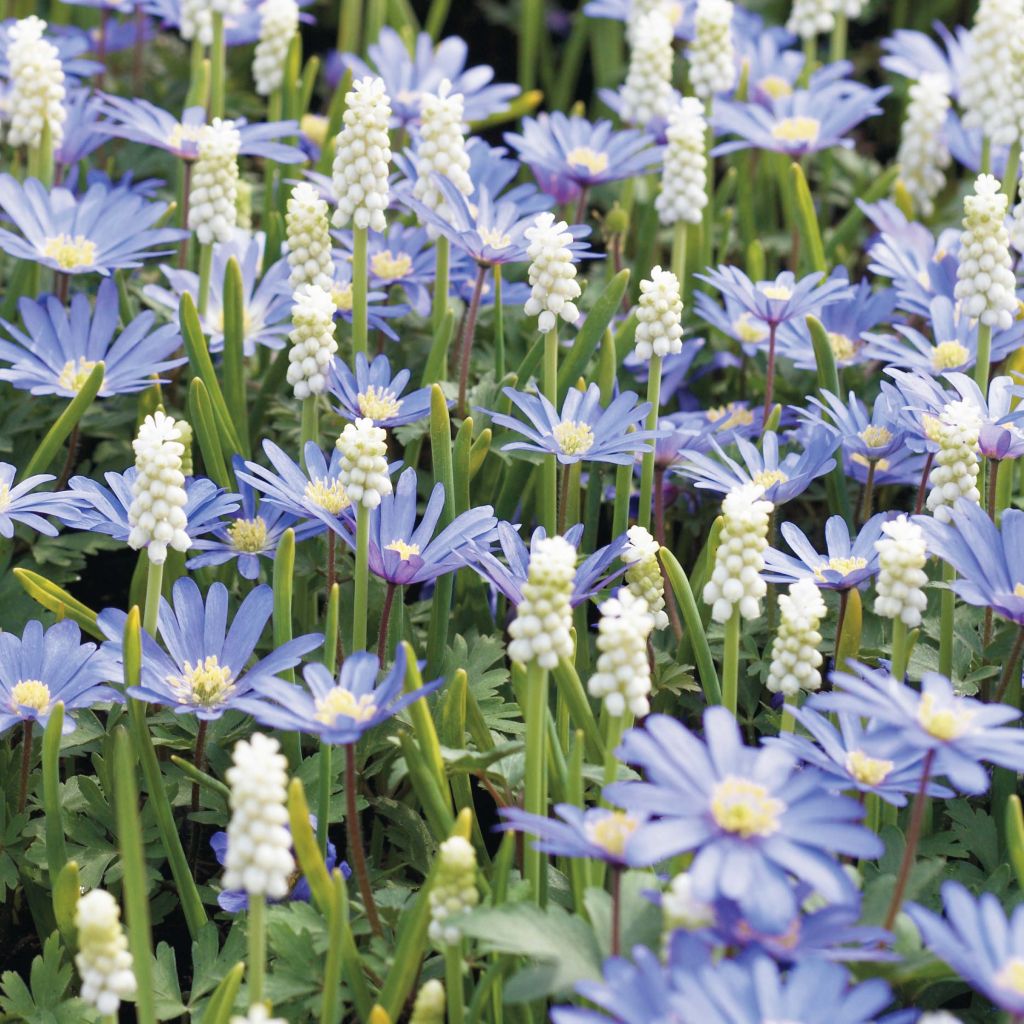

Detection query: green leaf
(556, 269), (630, 395)
(153, 943), (189, 1020)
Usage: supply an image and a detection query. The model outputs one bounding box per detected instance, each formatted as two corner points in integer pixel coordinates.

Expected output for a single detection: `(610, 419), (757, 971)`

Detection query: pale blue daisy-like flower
(880, 20), (967, 97)
(0, 463), (75, 538)
(801, 390), (907, 463)
(328, 353), (436, 429)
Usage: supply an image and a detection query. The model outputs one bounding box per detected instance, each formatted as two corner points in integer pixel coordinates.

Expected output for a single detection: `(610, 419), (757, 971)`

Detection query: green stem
(17, 720), (32, 813)
(975, 321), (993, 396)
(981, 136), (992, 176)
(612, 460), (632, 538)
(1003, 141), (1022, 199)
(891, 619), (909, 681)
(432, 235), (450, 336)
(353, 505), (370, 651)
(637, 354), (661, 531)
(780, 692), (798, 733)
(445, 942), (465, 1024)
(352, 225), (369, 358)
(248, 893), (267, 1005)
(829, 13), (847, 62)
(542, 328), (559, 534)
(670, 221), (687, 286)
(197, 243), (213, 317)
(722, 607), (741, 716)
(524, 661), (549, 904)
(300, 395), (319, 460)
(143, 558), (164, 635)
(209, 12), (225, 118)
(939, 562), (955, 679)
(493, 264), (505, 381)
(318, 741), (332, 856)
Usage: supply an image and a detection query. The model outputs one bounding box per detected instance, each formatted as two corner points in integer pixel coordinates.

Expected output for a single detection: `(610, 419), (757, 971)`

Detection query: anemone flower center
(752, 469), (788, 489)
(553, 420), (596, 456)
(707, 403), (754, 430)
(167, 121), (206, 151)
(1015, 583), (1024, 599)
(585, 812), (639, 857)
(315, 686), (378, 725)
(11, 679), (51, 714)
(770, 116), (821, 146)
(0, 484), (12, 514)
(995, 958), (1024, 995)
(759, 74), (793, 99)
(370, 250), (413, 281)
(305, 478), (350, 515)
(357, 385), (403, 421)
(732, 312), (769, 344)
(57, 357), (102, 393)
(300, 112), (328, 147)
(845, 750), (895, 786)
(479, 227), (512, 250)
(332, 283), (354, 312)
(229, 516), (268, 553)
(917, 692), (973, 741)
(814, 556), (867, 580)
(710, 776), (785, 838)
(386, 539), (421, 561)
(859, 425), (893, 449)
(759, 284), (793, 301)
(828, 332), (857, 362)
(168, 656), (235, 708)
(931, 340), (969, 372)
(42, 234), (97, 271)
(566, 145), (609, 175)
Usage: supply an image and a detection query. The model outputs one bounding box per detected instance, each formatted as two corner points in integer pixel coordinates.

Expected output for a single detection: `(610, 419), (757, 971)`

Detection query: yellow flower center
(770, 116), (821, 146)
(314, 686), (378, 725)
(851, 453), (890, 471)
(229, 516), (268, 553)
(995, 958), (1024, 996)
(814, 555), (867, 581)
(385, 539), (421, 560)
(212, 306), (253, 337)
(479, 226), (512, 250)
(370, 249), (413, 281)
(168, 655), (235, 708)
(552, 420), (596, 456)
(357, 385), (403, 421)
(845, 750), (895, 786)
(300, 113), (328, 147)
(752, 469), (788, 489)
(759, 74), (793, 99)
(828, 332), (857, 362)
(167, 121), (206, 151)
(859, 425), (893, 450)
(42, 234), (97, 271)
(305, 478), (350, 515)
(706, 403), (755, 430)
(332, 283), (354, 312)
(565, 145), (609, 175)
(760, 284), (794, 301)
(710, 776), (785, 838)
(584, 812), (639, 857)
(917, 691), (973, 741)
(733, 312), (769, 344)
(57, 357), (102, 393)
(11, 679), (51, 714)
(921, 413), (944, 444)
(0, 484), (9, 513)
(1014, 582), (1024, 598)
(931, 340), (970, 372)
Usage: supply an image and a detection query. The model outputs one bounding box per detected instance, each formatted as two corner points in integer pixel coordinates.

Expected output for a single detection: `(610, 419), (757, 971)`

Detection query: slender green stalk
(891, 619), (909, 681)
(143, 558), (164, 635)
(939, 562), (955, 678)
(353, 505), (370, 652)
(493, 264), (505, 380)
(981, 136), (992, 176)
(722, 607), (741, 716)
(432, 235), (450, 335)
(518, 0), (542, 90)
(524, 661), (549, 904)
(542, 328), (559, 534)
(670, 221), (687, 286)
(23, 361), (104, 479)
(1003, 141), (1022, 199)
(300, 395), (318, 462)
(247, 894), (267, 1005)
(602, 713), (626, 786)
(829, 13), (847, 62)
(42, 704), (68, 882)
(352, 225), (369, 357)
(975, 322), (993, 395)
(445, 942), (465, 1024)
(780, 693), (797, 733)
(320, 870), (346, 1024)
(197, 243), (213, 316)
(611, 460), (632, 538)
(637, 354), (661, 531)
(209, 12), (225, 118)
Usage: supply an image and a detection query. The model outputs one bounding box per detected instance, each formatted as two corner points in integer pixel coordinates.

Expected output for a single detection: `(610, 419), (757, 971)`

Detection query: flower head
(336, 417), (392, 509)
(287, 283), (337, 399)
(328, 352), (435, 428)
(523, 212), (584, 333)
(874, 514), (929, 627)
(765, 577), (827, 697)
(331, 76), (392, 233)
(763, 513), (885, 590)
(588, 588), (655, 717)
(0, 462), (74, 538)
(6, 16), (66, 149)
(429, 836), (478, 946)
(127, 411), (190, 564)
(634, 266), (683, 361)
(411, 79), (473, 222)
(622, 525), (669, 629)
(619, 8), (676, 128)
(688, 0), (736, 99)
(74, 890), (135, 1016)
(656, 96), (708, 227)
(188, 118), (241, 246)
(285, 181), (333, 291)
(507, 535), (577, 668)
(252, 0), (298, 95)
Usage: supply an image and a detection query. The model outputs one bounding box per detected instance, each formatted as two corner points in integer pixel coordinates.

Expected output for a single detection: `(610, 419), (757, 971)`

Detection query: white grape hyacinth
(75, 889), (136, 1017)
(832, 0), (867, 15)
(925, 401), (982, 523)
(702, 483), (773, 623)
(428, 836), (479, 946)
(523, 212), (583, 333)
(410, 979), (446, 1024)
(252, 0), (298, 96)
(286, 283), (337, 399)
(688, 0), (736, 101)
(286, 182), (334, 292)
(765, 577), (828, 696)
(620, 8), (675, 128)
(959, 0), (1024, 148)
(786, 0), (834, 39)
(412, 79), (473, 222)
(188, 118), (241, 246)
(896, 73), (951, 218)
(623, 525), (670, 630)
(6, 16), (66, 150)
(336, 417), (392, 508)
(507, 535), (577, 668)
(635, 266), (684, 361)
(127, 411), (190, 565)
(588, 588), (655, 718)
(331, 75), (392, 232)
(874, 515), (929, 628)
(656, 96), (708, 228)
(222, 733), (294, 899)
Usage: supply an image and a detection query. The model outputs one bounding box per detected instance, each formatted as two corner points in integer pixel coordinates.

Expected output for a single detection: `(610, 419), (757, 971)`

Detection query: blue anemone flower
(56, 88), (108, 169)
(582, 0), (694, 40)
(0, 278), (182, 397)
(327, 353), (436, 429)
(763, 513), (886, 591)
(0, 463), (74, 538)
(880, 21), (967, 97)
(0, 174), (188, 276)
(605, 707), (882, 931)
(98, 578), (322, 720)
(0, 620), (118, 735)
(326, 251), (408, 340)
(802, 390), (906, 463)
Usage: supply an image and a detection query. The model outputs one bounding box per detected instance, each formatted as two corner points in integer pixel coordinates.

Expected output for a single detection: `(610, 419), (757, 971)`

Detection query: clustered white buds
(336, 417), (392, 508)
(702, 483), (773, 623)
(765, 577), (828, 696)
(925, 401), (982, 522)
(180, 0), (242, 48)
(507, 535), (577, 668)
(252, 0), (298, 96)
(410, 980), (446, 1024)
(662, 872), (714, 934)
(832, 0), (867, 13)
(786, 0), (834, 39)
(622, 525), (669, 630)
(412, 80), (473, 221)
(286, 182), (334, 291)
(222, 733), (295, 899)
(523, 212), (582, 333)
(954, 174), (1017, 330)
(6, 17), (66, 150)
(656, 97), (708, 228)
(688, 0), (736, 101)
(230, 1006), (287, 1024)
(188, 118), (241, 246)
(331, 76), (392, 233)
(620, 8), (675, 127)
(287, 283), (337, 399)
(897, 73), (951, 219)
(635, 267), (684, 361)
(874, 515), (929, 628)
(428, 836), (479, 946)
(74, 890), (136, 1016)
(128, 411), (190, 565)
(588, 588), (655, 717)
(960, 0), (1024, 148)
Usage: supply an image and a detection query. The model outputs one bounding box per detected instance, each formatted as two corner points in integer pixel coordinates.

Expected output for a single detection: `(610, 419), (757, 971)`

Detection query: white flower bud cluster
(620, 9), (675, 128)
(588, 589), (655, 718)
(6, 17), (66, 150)
(960, 0), (1024, 148)
(222, 733), (295, 899)
(702, 483), (773, 623)
(188, 118), (241, 246)
(786, 0), (834, 39)
(252, 0), (298, 96)
(832, 0), (867, 16)
(874, 515), (929, 628)
(412, 79), (473, 222)
(688, 0), (736, 101)
(765, 577), (827, 696)
(331, 76), (392, 233)
(635, 267), (684, 361)
(410, 980), (446, 1024)
(230, 1005), (287, 1024)
(523, 212), (582, 333)
(954, 174), (1017, 330)
(507, 535), (577, 668)
(926, 401), (982, 523)
(127, 411), (190, 565)
(336, 417), (391, 508)
(897, 74), (951, 219)
(286, 182), (334, 291)
(428, 836), (479, 946)
(74, 890), (136, 1016)
(180, 0), (241, 47)
(287, 284), (337, 399)
(622, 525), (669, 630)
(656, 97), (708, 227)
(662, 872), (714, 933)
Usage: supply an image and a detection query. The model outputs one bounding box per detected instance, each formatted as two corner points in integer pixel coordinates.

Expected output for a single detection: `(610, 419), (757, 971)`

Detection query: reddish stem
(345, 743), (383, 935)
(762, 322), (778, 428)
(377, 582), (397, 665)
(883, 749), (934, 931)
(17, 720), (33, 813)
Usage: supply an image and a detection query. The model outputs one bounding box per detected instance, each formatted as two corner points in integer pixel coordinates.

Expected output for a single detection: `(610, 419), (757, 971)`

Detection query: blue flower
(0, 278), (182, 397)
(56, 88), (107, 169)
(842, 444), (927, 488)
(0, 463), (74, 538)
(0, 620), (118, 735)
(606, 707), (882, 931)
(880, 21), (967, 97)
(582, 0), (694, 40)
(489, 383), (659, 466)
(0, 21), (100, 81)
(802, 390), (906, 463)
(327, 353), (435, 429)
(240, 647), (442, 745)
(0, 175), (188, 276)
(326, 251), (408, 340)
(98, 578), (322, 719)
